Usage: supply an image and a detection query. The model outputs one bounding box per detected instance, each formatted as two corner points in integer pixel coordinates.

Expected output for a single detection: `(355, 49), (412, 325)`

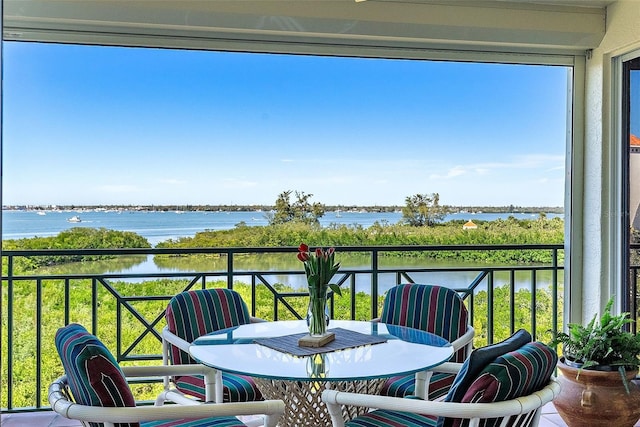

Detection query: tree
(401, 193), (446, 226)
(267, 190), (325, 226)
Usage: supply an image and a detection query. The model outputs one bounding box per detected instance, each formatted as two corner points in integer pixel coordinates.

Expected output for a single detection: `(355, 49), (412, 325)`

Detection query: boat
(67, 215), (81, 223)
(36, 211), (46, 216)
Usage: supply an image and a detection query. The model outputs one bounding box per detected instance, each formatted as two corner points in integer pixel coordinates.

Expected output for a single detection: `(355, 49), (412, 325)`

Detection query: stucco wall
(584, 0), (640, 321)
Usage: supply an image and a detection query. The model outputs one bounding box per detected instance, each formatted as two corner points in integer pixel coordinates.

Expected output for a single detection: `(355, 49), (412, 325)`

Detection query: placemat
(253, 327), (387, 357)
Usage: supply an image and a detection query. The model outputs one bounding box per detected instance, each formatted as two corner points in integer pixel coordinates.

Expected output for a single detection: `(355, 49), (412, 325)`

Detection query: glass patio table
(190, 320), (453, 426)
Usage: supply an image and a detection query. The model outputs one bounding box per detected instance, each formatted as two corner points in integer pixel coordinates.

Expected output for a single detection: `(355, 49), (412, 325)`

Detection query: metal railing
(2, 244), (564, 412)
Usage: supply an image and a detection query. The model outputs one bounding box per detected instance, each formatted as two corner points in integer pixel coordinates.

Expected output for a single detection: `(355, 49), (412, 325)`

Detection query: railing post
(509, 270), (515, 335)
(552, 248), (559, 337)
(371, 248), (379, 319)
(531, 269), (537, 340)
(36, 279), (42, 408)
(92, 278), (98, 335)
(487, 271), (494, 345)
(227, 250), (234, 289)
(7, 255), (14, 409)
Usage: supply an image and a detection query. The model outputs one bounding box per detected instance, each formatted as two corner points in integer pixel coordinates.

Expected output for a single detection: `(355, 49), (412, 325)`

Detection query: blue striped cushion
(445, 329), (532, 403)
(165, 289), (262, 402)
(174, 372), (262, 402)
(378, 372), (454, 400)
(379, 284), (470, 399)
(345, 410), (438, 426)
(142, 418), (247, 427)
(380, 285), (469, 350)
(348, 341), (556, 427)
(55, 323), (138, 427)
(461, 341), (557, 402)
(445, 341), (557, 427)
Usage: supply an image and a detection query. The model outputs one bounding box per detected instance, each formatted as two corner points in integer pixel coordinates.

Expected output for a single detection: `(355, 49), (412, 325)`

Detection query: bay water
(2, 209), (564, 293)
(2, 209), (561, 245)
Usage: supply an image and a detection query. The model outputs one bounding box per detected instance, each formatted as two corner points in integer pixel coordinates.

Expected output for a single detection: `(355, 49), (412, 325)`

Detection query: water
(1, 209), (562, 245)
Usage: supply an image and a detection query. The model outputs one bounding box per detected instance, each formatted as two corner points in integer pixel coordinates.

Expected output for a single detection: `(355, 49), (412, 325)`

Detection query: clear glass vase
(306, 353), (330, 378)
(306, 293), (330, 336)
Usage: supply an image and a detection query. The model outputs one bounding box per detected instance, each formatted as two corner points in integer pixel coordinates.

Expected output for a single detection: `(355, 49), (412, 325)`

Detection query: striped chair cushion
(166, 289), (253, 366)
(444, 341), (557, 427)
(347, 341), (556, 427)
(378, 372), (454, 400)
(142, 418), (248, 427)
(345, 410), (439, 426)
(445, 329), (532, 403)
(379, 284), (470, 399)
(55, 323), (138, 427)
(174, 372), (262, 402)
(165, 289), (262, 402)
(379, 284), (469, 362)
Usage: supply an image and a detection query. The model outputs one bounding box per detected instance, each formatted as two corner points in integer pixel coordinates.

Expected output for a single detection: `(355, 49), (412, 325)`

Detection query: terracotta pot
(554, 358), (640, 427)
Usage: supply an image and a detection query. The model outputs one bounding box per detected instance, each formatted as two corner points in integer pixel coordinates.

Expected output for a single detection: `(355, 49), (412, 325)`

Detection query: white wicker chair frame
(49, 364), (285, 427)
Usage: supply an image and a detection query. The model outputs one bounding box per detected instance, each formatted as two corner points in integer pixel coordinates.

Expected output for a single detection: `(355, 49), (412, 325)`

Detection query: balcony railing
(2, 244), (564, 412)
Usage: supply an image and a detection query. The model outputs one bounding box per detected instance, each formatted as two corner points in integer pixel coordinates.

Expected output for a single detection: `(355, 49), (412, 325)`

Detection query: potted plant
(551, 297), (640, 427)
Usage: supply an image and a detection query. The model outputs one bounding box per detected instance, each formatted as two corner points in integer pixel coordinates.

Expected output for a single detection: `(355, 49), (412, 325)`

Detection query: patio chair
(51, 323), (285, 427)
(375, 283), (475, 400)
(322, 332), (560, 427)
(161, 288), (264, 404)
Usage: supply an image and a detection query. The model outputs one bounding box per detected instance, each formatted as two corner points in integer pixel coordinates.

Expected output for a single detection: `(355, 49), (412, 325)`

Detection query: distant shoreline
(3, 204), (564, 214)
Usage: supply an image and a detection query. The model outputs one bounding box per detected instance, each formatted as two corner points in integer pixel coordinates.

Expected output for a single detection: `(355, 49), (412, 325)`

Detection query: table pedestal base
(253, 377), (386, 427)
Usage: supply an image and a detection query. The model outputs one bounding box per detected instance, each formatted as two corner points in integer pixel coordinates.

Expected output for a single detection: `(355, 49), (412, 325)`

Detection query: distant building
(463, 220), (478, 230)
(631, 134), (640, 230)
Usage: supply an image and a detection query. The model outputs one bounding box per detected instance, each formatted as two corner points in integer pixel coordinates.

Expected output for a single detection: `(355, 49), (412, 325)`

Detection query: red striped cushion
(445, 329), (532, 403)
(165, 289), (262, 402)
(379, 284), (469, 362)
(461, 341), (557, 403)
(379, 284), (470, 399)
(174, 372), (262, 402)
(166, 289), (252, 366)
(378, 372), (454, 400)
(345, 409), (439, 426)
(55, 323), (138, 427)
(142, 417), (247, 427)
(446, 341), (557, 427)
(349, 341), (557, 427)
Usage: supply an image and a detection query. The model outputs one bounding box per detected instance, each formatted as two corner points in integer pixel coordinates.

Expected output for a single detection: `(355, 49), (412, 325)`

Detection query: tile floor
(0, 402), (585, 426)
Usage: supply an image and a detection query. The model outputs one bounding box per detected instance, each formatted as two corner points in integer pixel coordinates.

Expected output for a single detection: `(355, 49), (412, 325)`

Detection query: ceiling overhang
(3, 1), (607, 56)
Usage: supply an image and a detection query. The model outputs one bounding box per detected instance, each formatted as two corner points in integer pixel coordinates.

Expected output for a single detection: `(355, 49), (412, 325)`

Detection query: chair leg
(414, 370), (433, 400)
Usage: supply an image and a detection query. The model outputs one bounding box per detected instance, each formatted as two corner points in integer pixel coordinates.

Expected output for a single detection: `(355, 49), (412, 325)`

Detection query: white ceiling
(2, 0), (609, 56)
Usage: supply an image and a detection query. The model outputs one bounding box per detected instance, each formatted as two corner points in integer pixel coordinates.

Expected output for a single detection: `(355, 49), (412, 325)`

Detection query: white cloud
(428, 154), (564, 180)
(430, 166), (467, 179)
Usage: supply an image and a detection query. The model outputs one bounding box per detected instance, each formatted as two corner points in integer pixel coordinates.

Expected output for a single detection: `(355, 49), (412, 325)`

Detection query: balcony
(2, 244), (564, 414)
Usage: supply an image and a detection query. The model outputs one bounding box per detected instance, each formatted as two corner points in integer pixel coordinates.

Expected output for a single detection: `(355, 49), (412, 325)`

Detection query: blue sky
(3, 42), (568, 207)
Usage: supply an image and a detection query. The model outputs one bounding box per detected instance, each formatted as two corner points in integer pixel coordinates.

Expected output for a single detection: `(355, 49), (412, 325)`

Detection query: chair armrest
(250, 317), (268, 323)
(49, 375), (285, 427)
(450, 326), (474, 354)
(321, 379), (560, 427)
(121, 364), (215, 378)
(426, 361), (462, 375)
(162, 326), (192, 352)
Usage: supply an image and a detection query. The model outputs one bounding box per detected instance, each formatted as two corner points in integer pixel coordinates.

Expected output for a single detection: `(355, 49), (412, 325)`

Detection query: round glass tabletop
(190, 320), (453, 382)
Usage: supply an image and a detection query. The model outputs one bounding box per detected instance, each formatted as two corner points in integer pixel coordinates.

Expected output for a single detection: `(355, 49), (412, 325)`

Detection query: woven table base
(253, 377), (386, 427)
